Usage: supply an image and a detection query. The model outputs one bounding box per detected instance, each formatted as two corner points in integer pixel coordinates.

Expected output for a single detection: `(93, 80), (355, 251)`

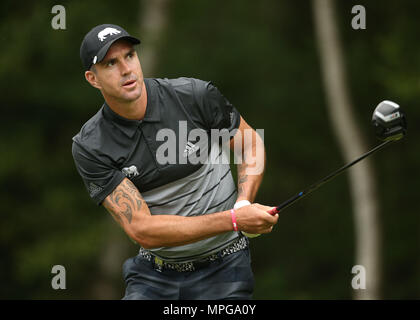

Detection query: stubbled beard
(105, 80), (143, 103)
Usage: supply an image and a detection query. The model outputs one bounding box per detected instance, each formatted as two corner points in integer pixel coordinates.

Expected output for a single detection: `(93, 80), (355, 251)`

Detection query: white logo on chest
(122, 165), (139, 178)
(183, 141), (199, 157)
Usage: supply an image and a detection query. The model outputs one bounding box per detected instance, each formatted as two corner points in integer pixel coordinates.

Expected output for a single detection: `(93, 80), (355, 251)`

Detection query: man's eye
(107, 61), (115, 67)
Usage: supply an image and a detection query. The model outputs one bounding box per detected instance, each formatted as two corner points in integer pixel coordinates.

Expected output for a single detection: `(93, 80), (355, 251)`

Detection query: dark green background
(0, 0), (418, 299)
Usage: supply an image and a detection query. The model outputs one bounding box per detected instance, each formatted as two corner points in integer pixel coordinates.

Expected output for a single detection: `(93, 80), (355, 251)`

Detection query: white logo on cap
(92, 56), (97, 64)
(97, 27), (121, 42)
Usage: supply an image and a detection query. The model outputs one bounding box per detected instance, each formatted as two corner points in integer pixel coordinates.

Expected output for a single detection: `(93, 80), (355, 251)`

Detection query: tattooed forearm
(125, 179), (142, 197)
(125, 179), (144, 211)
(238, 175), (248, 184)
(103, 199), (123, 225)
(136, 199), (142, 211)
(103, 179), (144, 224)
(111, 187), (134, 223)
(237, 162), (248, 198)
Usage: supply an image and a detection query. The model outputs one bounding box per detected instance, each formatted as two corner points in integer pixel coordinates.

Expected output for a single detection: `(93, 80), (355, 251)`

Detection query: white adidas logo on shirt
(183, 141), (199, 157)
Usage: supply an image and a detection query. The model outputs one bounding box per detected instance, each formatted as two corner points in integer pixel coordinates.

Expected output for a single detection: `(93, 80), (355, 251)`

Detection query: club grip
(268, 207), (279, 215)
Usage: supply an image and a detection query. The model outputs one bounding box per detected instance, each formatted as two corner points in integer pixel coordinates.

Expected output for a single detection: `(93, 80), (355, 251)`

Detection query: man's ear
(85, 70), (102, 90)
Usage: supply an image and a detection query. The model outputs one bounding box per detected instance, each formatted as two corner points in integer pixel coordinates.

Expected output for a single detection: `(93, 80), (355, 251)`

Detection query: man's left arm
(230, 116), (266, 204)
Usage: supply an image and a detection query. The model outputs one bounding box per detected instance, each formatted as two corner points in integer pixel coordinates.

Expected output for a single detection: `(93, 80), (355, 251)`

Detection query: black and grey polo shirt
(72, 77), (241, 261)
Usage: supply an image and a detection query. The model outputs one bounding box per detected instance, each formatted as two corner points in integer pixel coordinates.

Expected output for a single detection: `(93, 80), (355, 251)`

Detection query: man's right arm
(102, 178), (278, 249)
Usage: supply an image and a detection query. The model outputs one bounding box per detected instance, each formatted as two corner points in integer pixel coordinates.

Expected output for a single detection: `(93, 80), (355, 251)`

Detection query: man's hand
(235, 203), (279, 234)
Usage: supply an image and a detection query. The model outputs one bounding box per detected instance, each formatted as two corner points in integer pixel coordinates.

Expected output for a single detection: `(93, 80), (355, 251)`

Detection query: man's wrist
(234, 200), (251, 209)
(230, 209), (239, 231)
(236, 196), (250, 202)
(234, 199), (261, 238)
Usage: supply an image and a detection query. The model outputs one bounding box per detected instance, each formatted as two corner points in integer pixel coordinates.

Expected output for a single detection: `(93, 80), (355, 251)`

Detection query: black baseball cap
(80, 24), (141, 71)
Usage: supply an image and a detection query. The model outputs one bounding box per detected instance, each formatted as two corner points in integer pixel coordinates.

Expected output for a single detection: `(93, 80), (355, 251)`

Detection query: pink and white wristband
(230, 209), (239, 231)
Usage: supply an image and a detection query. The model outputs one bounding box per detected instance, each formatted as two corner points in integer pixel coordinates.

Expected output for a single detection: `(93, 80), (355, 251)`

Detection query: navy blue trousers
(122, 248), (254, 300)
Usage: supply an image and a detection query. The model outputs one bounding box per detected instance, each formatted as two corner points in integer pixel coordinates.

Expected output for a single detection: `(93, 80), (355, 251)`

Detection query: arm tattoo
(103, 179), (144, 224)
(125, 178), (144, 211)
(237, 162), (248, 198)
(104, 203), (123, 225)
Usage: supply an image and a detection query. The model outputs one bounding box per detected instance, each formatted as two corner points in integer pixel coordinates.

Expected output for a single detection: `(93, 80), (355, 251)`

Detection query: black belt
(138, 236), (248, 272)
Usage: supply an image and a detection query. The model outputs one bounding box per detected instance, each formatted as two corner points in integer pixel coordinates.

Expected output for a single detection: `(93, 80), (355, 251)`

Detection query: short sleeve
(188, 79), (241, 132)
(204, 82), (241, 131)
(72, 141), (126, 205)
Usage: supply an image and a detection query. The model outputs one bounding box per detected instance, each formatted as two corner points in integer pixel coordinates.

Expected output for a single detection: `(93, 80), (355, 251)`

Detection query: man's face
(85, 39), (144, 103)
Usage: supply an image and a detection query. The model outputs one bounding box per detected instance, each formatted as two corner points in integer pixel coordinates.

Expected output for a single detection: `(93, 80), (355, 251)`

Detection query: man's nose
(120, 60), (132, 75)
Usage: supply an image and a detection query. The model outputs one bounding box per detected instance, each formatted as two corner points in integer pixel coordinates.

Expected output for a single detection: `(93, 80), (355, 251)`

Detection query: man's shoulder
(72, 107), (105, 152)
(151, 77), (210, 96)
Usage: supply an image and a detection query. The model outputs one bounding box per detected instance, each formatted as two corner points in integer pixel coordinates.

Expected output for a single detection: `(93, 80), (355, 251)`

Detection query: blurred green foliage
(0, 0), (418, 299)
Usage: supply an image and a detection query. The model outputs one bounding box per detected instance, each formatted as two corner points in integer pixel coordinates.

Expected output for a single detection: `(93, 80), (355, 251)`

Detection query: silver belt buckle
(153, 256), (164, 272)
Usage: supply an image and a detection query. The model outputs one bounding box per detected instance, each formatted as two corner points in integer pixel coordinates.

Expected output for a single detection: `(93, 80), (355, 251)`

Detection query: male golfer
(72, 24), (278, 299)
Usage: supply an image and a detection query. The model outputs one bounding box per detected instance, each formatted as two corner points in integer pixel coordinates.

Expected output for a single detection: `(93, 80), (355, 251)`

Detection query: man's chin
(120, 88), (142, 102)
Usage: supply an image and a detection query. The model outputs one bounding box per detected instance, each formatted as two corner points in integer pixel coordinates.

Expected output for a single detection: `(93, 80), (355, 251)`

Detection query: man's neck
(104, 80), (147, 120)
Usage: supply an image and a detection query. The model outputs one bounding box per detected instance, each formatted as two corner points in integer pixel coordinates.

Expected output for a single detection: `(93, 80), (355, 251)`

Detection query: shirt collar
(102, 78), (160, 138)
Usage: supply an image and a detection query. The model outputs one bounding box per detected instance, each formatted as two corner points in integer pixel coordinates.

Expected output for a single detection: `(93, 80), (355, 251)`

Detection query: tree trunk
(137, 0), (172, 76)
(312, 0), (381, 299)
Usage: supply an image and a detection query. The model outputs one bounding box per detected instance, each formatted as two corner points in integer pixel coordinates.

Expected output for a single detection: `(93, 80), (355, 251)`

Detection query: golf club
(268, 100), (407, 216)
